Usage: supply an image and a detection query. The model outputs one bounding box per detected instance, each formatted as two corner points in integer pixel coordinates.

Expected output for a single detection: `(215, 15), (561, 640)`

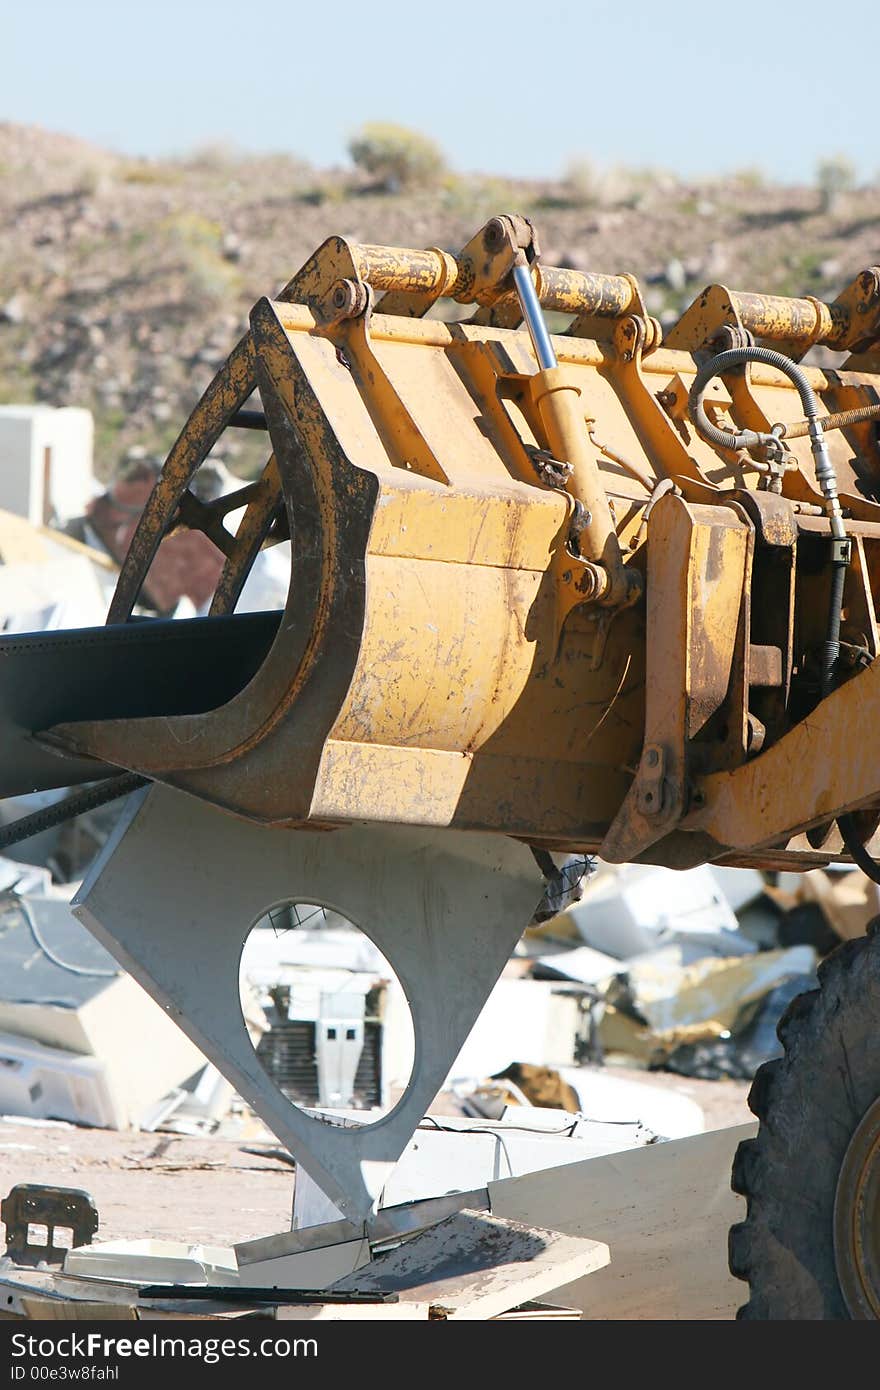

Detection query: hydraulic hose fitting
(808, 416), (846, 542)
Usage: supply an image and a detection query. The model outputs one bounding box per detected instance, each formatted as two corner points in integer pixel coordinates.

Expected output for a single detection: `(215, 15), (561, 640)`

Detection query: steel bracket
(2, 1184), (98, 1267)
(74, 786), (543, 1223)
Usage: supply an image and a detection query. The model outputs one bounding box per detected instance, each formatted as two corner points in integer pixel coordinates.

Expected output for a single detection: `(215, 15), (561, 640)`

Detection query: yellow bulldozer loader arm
(37, 213), (880, 874)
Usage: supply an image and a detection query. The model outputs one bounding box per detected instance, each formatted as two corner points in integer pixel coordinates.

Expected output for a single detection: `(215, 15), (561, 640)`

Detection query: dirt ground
(0, 1070), (751, 1250)
(606, 1064), (752, 1133)
(0, 1122), (294, 1249)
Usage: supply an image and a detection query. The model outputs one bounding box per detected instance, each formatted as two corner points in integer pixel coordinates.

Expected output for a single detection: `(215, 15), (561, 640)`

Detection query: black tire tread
(730, 929), (880, 1319)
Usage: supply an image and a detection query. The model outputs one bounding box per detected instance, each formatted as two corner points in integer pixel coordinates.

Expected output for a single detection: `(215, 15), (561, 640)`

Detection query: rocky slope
(2, 122), (880, 479)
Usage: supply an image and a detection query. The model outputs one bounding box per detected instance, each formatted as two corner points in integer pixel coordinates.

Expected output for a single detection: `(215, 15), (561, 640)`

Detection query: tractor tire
(730, 920), (880, 1318)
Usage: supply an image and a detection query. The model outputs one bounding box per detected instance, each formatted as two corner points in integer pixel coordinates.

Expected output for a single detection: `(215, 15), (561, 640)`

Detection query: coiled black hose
(689, 345), (845, 543)
(690, 345), (848, 695)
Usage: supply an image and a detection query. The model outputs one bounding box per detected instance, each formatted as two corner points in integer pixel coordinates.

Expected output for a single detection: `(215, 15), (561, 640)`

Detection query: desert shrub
(119, 159), (170, 185)
(178, 141), (241, 173)
(563, 158), (604, 207)
(560, 159), (673, 210)
(440, 172), (519, 217)
(164, 212), (240, 304)
(348, 122), (446, 192)
(732, 165), (766, 190)
(816, 154), (856, 213)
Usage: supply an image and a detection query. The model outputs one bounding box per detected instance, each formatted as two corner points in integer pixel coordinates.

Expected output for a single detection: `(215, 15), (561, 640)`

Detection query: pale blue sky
(3, 0), (876, 182)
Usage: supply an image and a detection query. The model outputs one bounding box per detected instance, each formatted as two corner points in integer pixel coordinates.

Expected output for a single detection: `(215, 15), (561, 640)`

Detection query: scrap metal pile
(4, 214), (880, 1317)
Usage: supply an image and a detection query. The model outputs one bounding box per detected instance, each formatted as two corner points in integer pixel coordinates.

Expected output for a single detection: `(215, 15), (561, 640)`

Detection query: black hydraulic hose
(690, 345), (823, 440)
(690, 345), (849, 695)
(822, 559), (847, 700)
(689, 347), (880, 875)
(838, 813), (880, 884)
(689, 346), (845, 537)
(229, 410), (268, 431)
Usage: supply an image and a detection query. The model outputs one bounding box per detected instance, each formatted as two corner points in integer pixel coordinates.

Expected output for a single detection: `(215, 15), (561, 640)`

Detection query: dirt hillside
(2, 122), (879, 478)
